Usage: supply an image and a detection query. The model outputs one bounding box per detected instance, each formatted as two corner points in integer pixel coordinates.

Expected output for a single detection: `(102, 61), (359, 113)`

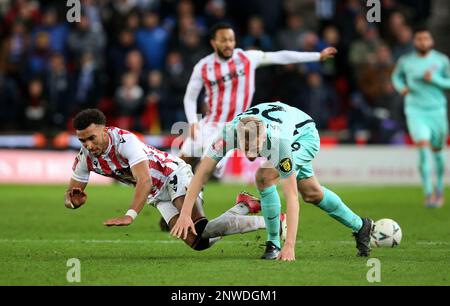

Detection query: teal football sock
(259, 186), (281, 248)
(318, 187), (363, 233)
(433, 150), (445, 193)
(419, 147), (433, 196)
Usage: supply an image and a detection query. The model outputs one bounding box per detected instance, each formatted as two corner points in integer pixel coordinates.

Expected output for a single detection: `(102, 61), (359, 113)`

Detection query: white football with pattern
(370, 219), (402, 248)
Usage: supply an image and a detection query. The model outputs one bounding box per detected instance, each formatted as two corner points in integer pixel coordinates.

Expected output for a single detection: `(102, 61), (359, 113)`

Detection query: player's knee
(301, 189), (323, 204)
(255, 168), (277, 190)
(416, 140), (430, 148)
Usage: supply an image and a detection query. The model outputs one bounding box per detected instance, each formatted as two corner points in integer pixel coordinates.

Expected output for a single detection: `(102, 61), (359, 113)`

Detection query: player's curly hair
(73, 109), (107, 130)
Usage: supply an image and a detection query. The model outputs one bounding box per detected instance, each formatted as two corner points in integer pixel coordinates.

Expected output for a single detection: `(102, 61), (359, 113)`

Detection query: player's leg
(297, 167), (373, 257)
(406, 114), (434, 205)
(417, 140), (434, 205)
(297, 175), (363, 232)
(255, 164), (282, 259)
(431, 147), (445, 207)
(156, 199), (210, 250)
(430, 116), (448, 208)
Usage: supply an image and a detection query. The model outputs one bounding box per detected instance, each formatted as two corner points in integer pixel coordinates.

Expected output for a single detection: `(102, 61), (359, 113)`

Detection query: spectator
(27, 31), (52, 76)
(242, 16), (274, 51)
(136, 10), (170, 70)
(391, 25), (414, 61)
(276, 13), (306, 51)
(73, 52), (102, 110)
(24, 78), (47, 130)
(124, 50), (147, 90)
(204, 0), (233, 29)
(68, 13), (106, 67)
(46, 53), (72, 130)
(32, 7), (68, 56)
(141, 70), (164, 134)
(114, 72), (144, 131)
(296, 72), (338, 129)
(1, 21), (30, 79)
(161, 51), (189, 130)
(0, 73), (21, 129)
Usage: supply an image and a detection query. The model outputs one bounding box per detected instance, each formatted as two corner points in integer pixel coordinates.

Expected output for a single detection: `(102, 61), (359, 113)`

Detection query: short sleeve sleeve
(71, 150), (90, 183)
(117, 133), (149, 168)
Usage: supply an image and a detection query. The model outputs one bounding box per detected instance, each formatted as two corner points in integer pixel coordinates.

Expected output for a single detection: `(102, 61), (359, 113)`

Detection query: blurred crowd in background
(0, 0), (442, 144)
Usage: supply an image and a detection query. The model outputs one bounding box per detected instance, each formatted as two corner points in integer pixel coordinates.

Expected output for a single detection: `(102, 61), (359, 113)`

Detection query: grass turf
(0, 183), (449, 286)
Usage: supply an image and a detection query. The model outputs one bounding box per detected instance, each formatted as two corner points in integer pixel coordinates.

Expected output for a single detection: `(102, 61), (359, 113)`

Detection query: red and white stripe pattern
(82, 127), (180, 198)
(200, 49), (255, 123)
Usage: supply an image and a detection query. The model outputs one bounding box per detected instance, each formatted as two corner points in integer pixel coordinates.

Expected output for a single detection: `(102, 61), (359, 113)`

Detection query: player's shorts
(406, 109), (448, 149)
(180, 119), (225, 158)
(293, 123), (321, 180)
(147, 163), (203, 224)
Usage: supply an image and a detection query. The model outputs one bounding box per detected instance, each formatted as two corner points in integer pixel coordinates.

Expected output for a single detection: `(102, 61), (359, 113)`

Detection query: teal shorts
(293, 124), (320, 180)
(406, 110), (448, 149)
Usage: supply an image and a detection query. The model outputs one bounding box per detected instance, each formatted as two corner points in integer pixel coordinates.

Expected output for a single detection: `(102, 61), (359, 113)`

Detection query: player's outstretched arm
(104, 160), (152, 226)
(254, 47), (337, 67)
(170, 156), (218, 239)
(278, 174), (299, 262)
(65, 179), (88, 209)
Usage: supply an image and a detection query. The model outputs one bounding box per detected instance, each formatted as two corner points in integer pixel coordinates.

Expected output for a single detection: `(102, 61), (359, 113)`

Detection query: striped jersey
(184, 49), (267, 124)
(72, 127), (182, 199)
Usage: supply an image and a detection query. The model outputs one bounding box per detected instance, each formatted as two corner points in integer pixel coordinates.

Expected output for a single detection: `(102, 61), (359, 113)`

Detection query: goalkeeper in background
(392, 27), (450, 208)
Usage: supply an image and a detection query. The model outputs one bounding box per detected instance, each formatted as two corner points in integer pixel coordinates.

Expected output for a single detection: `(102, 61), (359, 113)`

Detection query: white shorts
(147, 163), (203, 224)
(180, 120), (224, 158)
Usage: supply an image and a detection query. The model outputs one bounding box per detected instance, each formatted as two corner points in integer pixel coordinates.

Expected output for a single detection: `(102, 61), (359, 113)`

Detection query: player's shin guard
(259, 186), (281, 248)
(433, 150), (445, 193)
(419, 147), (433, 196)
(318, 187), (363, 233)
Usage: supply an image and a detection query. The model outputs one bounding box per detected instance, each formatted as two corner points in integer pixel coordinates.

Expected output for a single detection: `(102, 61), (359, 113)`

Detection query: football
(370, 219), (402, 248)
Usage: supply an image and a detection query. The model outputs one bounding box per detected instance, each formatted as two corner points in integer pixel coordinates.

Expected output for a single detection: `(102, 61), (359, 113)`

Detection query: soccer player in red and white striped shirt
(180, 23), (337, 167)
(65, 109), (268, 251)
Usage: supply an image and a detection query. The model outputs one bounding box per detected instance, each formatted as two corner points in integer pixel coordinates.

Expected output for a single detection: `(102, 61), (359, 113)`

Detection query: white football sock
(202, 212), (265, 239)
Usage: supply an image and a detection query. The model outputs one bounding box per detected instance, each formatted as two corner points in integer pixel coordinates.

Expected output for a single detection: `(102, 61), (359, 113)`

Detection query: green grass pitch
(0, 183), (449, 286)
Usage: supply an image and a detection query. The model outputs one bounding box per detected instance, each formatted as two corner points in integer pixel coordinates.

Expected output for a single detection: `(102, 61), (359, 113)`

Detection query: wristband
(125, 209), (138, 220)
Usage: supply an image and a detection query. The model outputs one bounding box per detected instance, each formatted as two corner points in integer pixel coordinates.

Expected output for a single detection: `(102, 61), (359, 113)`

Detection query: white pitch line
(0, 239), (448, 246)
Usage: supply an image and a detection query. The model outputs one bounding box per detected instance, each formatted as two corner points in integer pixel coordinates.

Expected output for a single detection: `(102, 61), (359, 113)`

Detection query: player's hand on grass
(170, 213), (197, 240)
(424, 70), (433, 82)
(65, 188), (87, 209)
(103, 215), (134, 227)
(189, 123), (199, 140)
(277, 245), (296, 262)
(320, 47), (338, 61)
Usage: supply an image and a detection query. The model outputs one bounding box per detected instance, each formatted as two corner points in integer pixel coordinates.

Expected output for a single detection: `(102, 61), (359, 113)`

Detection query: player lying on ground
(171, 102), (374, 260)
(64, 108), (272, 251)
(392, 27), (449, 208)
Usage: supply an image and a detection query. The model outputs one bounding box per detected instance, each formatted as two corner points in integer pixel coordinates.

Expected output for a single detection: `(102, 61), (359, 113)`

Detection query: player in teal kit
(392, 28), (450, 208)
(170, 102), (374, 261)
